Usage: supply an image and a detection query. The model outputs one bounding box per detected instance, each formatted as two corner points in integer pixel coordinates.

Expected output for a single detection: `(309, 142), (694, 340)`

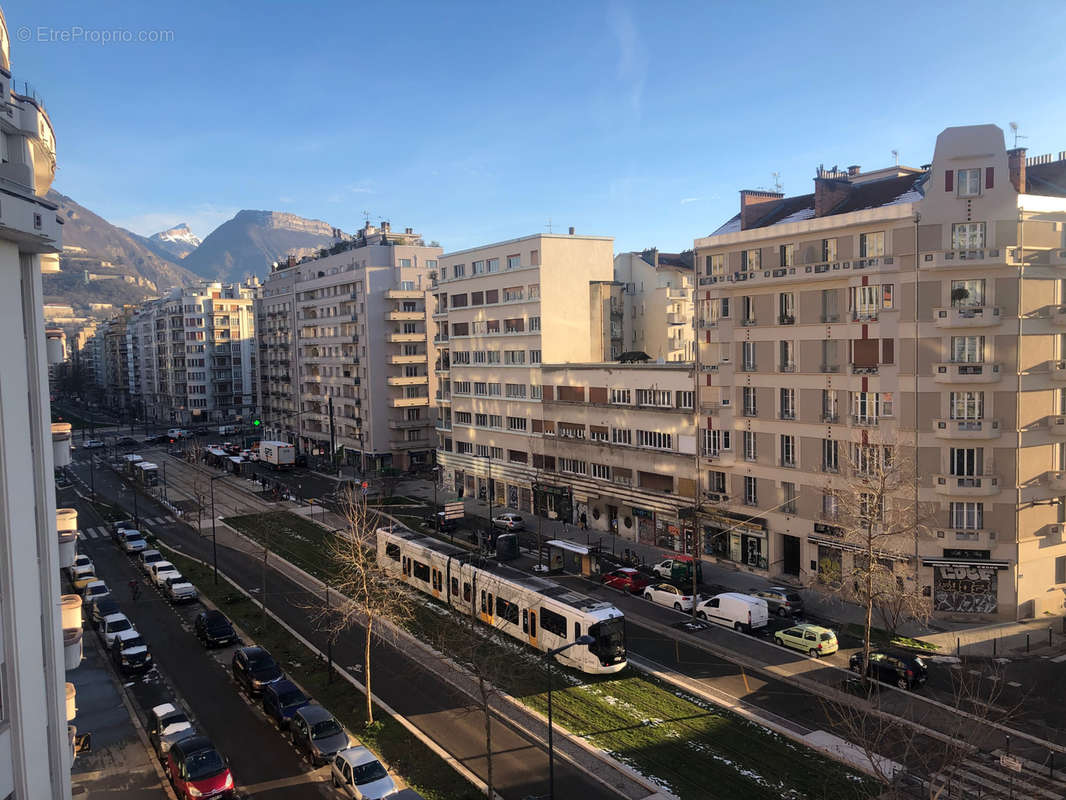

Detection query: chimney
(405, 227), (413, 234)
(847, 165), (861, 177)
(1008, 147), (1027, 193)
(382, 221), (391, 232)
(739, 190), (784, 231)
(568, 226), (575, 235)
(814, 165), (852, 217)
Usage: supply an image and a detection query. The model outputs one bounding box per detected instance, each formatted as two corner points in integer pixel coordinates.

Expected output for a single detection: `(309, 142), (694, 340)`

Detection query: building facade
(0, 6), (75, 796)
(612, 250), (695, 361)
(126, 283), (258, 426)
(256, 222), (440, 470)
(693, 124), (1066, 620)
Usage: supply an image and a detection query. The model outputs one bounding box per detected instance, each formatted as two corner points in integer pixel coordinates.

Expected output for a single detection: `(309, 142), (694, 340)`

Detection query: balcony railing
(778, 315), (795, 325)
(779, 362), (796, 373)
(851, 415), (880, 427)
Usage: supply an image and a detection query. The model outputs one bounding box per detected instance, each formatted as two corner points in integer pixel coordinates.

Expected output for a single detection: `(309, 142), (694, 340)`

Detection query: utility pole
(328, 395), (337, 475)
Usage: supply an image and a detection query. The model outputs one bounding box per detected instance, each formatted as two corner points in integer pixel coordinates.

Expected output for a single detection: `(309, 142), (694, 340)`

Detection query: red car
(601, 567), (652, 593)
(165, 735), (234, 799)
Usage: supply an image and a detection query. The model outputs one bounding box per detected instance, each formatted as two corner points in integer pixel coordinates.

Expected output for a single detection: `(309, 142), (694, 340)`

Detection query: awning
(546, 539), (589, 555)
(807, 536), (910, 561)
(921, 557), (1010, 569)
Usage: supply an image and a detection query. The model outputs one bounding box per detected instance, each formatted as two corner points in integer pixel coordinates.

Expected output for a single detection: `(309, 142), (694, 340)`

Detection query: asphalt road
(67, 457), (624, 800)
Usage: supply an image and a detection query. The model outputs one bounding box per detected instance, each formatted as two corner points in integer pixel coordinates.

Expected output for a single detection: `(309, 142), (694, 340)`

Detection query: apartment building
(256, 222), (439, 470)
(432, 232), (614, 504)
(612, 249), (695, 361)
(0, 5), (75, 796)
(127, 283), (257, 426)
(694, 124), (1066, 620)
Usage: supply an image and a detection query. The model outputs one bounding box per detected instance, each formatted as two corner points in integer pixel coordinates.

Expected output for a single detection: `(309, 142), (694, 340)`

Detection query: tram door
(523, 609), (538, 646)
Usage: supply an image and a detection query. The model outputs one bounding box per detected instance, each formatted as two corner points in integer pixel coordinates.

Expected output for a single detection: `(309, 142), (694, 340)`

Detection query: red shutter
(945, 170), (954, 192)
(985, 166), (994, 189)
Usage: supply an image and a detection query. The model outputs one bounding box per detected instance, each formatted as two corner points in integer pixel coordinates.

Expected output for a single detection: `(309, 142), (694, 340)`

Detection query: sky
(8, 0), (1066, 256)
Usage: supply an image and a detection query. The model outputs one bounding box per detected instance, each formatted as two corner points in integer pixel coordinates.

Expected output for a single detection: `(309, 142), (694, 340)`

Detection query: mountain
(146, 223), (201, 260)
(180, 210), (346, 283)
(42, 189), (201, 313)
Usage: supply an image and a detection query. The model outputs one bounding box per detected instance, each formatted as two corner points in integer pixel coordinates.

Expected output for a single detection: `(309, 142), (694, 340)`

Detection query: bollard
(1050, 626), (1054, 648)
(993, 637), (997, 657)
(1051, 751), (1055, 780)
(1026, 633), (1030, 653)
(957, 637), (961, 657)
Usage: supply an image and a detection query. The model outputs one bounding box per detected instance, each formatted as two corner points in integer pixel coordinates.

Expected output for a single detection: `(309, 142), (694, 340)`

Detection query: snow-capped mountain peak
(148, 223), (201, 259)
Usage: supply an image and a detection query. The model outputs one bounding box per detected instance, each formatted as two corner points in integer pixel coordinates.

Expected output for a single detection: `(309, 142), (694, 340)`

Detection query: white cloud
(680, 197), (701, 205)
(348, 181), (374, 194)
(608, 1), (646, 114)
(115, 204), (238, 240)
(278, 195), (294, 204)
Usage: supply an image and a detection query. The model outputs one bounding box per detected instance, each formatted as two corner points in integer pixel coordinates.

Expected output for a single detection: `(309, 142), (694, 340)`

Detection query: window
(507, 254), (521, 270)
(636, 389), (671, 407)
(505, 383), (527, 398)
(540, 607), (566, 637)
(558, 422), (585, 439)
(453, 380), (471, 394)
(486, 258), (499, 273)
(951, 223), (986, 250)
(507, 416), (528, 432)
(529, 349), (541, 364)
(741, 295), (755, 324)
(610, 389), (631, 404)
(821, 289), (839, 322)
(487, 350), (501, 364)
(742, 387), (757, 417)
(950, 391), (984, 420)
(528, 284), (540, 299)
(487, 383), (502, 396)
(530, 384), (542, 400)
(742, 250), (761, 271)
(950, 501), (983, 530)
(822, 439), (839, 472)
(473, 381), (488, 396)
(706, 254), (724, 277)
(412, 561), (430, 582)
(708, 470), (727, 493)
(705, 429), (731, 455)
(780, 388), (796, 420)
(851, 285), (883, 318)
(504, 350), (526, 365)
(399, 258), (412, 268)
(949, 448), (983, 477)
(951, 278), (986, 306)
(859, 231), (885, 258)
(508, 450), (527, 464)
(852, 391), (890, 422)
(780, 244), (796, 267)
(636, 430), (673, 450)
(455, 411), (472, 425)
(529, 316), (541, 331)
(1056, 555), (1066, 586)
(591, 463), (610, 480)
(779, 292), (795, 324)
(743, 431), (757, 461)
(490, 446), (503, 459)
(612, 428), (632, 445)
(782, 482), (798, 514)
(780, 434), (796, 467)
(957, 168), (981, 197)
(503, 287), (524, 302)
(822, 238), (837, 263)
(559, 458), (587, 475)
(472, 260), (485, 274)
(472, 350), (487, 364)
(742, 341), (756, 371)
(676, 390), (694, 409)
(590, 426), (608, 441)
(489, 414), (503, 428)
(495, 596), (519, 624)
(743, 476), (758, 506)
(779, 340), (795, 371)
(456, 441), (473, 454)
(951, 336), (984, 363)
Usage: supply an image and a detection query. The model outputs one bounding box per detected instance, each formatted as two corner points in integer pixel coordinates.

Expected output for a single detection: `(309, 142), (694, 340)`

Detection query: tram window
(480, 590), (486, 613)
(412, 561), (430, 582)
(541, 607), (567, 637)
(463, 582), (471, 602)
(451, 577), (459, 596)
(402, 557), (411, 577)
(385, 543), (401, 561)
(495, 596), (519, 625)
(575, 622), (582, 640)
(522, 610), (528, 633)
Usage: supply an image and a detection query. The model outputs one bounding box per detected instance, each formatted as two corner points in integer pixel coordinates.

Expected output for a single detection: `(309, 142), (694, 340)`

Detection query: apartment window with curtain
(822, 238), (837, 262)
(950, 391), (984, 420)
(821, 339), (839, 372)
(782, 482), (798, 514)
(859, 231), (885, 257)
(780, 434), (796, 468)
(779, 340), (795, 372)
(780, 244), (796, 267)
(705, 429), (731, 455)
(743, 476), (758, 506)
(742, 250), (761, 272)
(821, 289), (839, 322)
(822, 389), (838, 422)
(852, 391), (890, 423)
(706, 254), (724, 277)
(956, 168), (981, 197)
(950, 501), (983, 529)
(743, 431), (757, 461)
(951, 336), (984, 363)
(742, 341), (757, 371)
(822, 438), (839, 472)
(780, 387), (796, 420)
(741, 296), (755, 324)
(950, 279), (987, 308)
(822, 492), (838, 520)
(742, 386), (757, 417)
(779, 292), (795, 324)
(708, 470), (727, 493)
(951, 222), (986, 250)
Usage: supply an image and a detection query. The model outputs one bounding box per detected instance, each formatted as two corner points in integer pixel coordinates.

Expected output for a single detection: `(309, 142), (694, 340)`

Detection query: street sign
(444, 501), (465, 520)
(999, 754), (1022, 773)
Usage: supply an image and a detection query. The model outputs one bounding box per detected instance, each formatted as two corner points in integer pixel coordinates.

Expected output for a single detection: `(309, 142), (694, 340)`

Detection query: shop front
(534, 483), (573, 523)
(633, 507), (655, 545)
(703, 510), (768, 571)
(924, 551), (1009, 615)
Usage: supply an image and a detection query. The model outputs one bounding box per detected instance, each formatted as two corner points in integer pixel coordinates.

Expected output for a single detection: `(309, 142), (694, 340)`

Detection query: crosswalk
(77, 516), (176, 540)
(927, 749), (1066, 799)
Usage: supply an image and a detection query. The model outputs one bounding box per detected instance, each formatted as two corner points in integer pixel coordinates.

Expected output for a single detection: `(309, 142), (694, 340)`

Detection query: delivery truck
(259, 441), (295, 470)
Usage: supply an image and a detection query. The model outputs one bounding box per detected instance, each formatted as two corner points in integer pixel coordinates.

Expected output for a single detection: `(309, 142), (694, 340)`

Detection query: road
(67, 455), (627, 800)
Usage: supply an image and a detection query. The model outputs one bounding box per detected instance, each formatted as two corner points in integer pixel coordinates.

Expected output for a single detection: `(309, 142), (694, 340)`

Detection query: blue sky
(8, 0), (1066, 256)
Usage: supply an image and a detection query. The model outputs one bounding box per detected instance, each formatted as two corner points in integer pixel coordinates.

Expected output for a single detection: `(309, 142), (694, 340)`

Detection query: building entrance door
(780, 534), (800, 576)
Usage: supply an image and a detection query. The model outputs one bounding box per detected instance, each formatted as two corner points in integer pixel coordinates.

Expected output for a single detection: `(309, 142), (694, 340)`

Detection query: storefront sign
(943, 548), (990, 561)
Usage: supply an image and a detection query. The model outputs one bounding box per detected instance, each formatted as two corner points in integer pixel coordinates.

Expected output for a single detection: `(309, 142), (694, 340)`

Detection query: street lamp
(209, 474), (226, 584)
(544, 635), (594, 800)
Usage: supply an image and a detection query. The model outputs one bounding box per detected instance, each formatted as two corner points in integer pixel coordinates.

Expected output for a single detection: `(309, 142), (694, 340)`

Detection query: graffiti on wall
(934, 565), (998, 614)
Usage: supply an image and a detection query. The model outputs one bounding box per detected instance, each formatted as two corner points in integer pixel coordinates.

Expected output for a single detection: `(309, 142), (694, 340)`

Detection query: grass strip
(224, 510), (877, 800)
(164, 549), (481, 800)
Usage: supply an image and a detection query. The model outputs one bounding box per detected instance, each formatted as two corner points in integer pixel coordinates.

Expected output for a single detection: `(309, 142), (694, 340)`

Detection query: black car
(195, 610), (238, 648)
(848, 650), (928, 690)
(112, 631), (153, 675)
(116, 436), (140, 448)
(90, 595), (121, 628)
(231, 646), (283, 695)
(145, 434), (169, 445)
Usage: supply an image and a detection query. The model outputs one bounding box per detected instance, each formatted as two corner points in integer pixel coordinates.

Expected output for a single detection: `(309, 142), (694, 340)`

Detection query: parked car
(290, 704), (349, 766)
(600, 567), (652, 593)
(82, 580), (110, 605)
(121, 530), (148, 554)
(774, 624), (838, 657)
(83, 439), (105, 449)
(165, 735), (235, 799)
(195, 610), (238, 648)
(145, 434), (169, 445)
(111, 519), (135, 541)
(89, 595), (120, 628)
(330, 746), (397, 799)
(651, 558), (691, 580)
(232, 646), (283, 695)
(695, 593), (769, 633)
(163, 574), (198, 603)
(262, 679), (311, 729)
(752, 587), (805, 618)
(139, 549), (165, 572)
(68, 553), (94, 581)
(147, 703), (196, 760)
(115, 436), (140, 447)
(149, 561), (179, 587)
(643, 583), (695, 612)
(70, 564), (98, 590)
(111, 629), (153, 675)
(100, 613), (135, 648)
(849, 650), (928, 690)
(491, 513), (524, 531)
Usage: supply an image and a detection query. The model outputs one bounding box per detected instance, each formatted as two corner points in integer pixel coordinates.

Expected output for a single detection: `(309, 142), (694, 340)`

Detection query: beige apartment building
(432, 233), (615, 504)
(693, 124), (1066, 620)
(256, 222), (439, 470)
(612, 250), (695, 361)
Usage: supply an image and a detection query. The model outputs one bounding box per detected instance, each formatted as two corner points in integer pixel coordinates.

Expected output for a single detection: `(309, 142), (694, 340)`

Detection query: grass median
(217, 509), (877, 799)
(163, 548), (481, 800)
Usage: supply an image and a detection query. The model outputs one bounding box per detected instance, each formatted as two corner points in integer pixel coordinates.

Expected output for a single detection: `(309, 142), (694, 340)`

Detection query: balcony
(850, 415), (880, 427)
(779, 362), (796, 373)
(390, 396), (430, 408)
(58, 529), (77, 569)
(1049, 360), (1066, 381)
(385, 289), (424, 300)
(933, 418), (1001, 440)
(704, 450), (736, 466)
(850, 364), (879, 376)
(388, 354), (425, 365)
(388, 419), (427, 430)
(387, 332), (424, 343)
(934, 474), (1001, 497)
(386, 311), (424, 322)
(933, 362), (1001, 384)
(63, 627), (83, 671)
(1046, 471), (1066, 492)
(386, 375), (429, 386)
(778, 315), (796, 326)
(666, 312), (688, 325)
(1050, 306), (1066, 328)
(933, 306), (1001, 328)
(921, 248), (1008, 270)
(390, 438), (431, 450)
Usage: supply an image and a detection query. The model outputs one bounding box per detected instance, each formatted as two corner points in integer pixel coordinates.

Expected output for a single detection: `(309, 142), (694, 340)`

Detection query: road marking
(1050, 653), (1066, 664)
(84, 528), (98, 539)
(93, 526), (106, 538)
(1007, 680), (1023, 687)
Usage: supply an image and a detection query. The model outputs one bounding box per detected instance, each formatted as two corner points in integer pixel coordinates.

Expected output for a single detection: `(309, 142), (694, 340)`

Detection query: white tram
(377, 528), (627, 674)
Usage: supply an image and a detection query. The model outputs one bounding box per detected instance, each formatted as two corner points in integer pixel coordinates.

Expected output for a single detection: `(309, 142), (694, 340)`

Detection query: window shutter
(881, 338), (894, 364)
(945, 170), (954, 192)
(985, 167), (994, 189)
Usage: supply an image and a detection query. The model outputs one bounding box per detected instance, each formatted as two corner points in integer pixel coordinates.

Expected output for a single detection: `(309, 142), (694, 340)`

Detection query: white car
(148, 561), (178, 587)
(121, 530), (148, 553)
(330, 746), (397, 799)
(492, 513), (524, 531)
(642, 582), (696, 612)
(100, 613), (134, 647)
(82, 580), (110, 604)
(67, 554), (94, 582)
(83, 439), (105, 449)
(163, 575), (198, 603)
(138, 549), (164, 572)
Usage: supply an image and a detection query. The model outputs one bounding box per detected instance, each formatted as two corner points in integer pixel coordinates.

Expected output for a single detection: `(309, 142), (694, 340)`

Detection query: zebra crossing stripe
(84, 528), (97, 539)
(93, 526), (106, 538)
(77, 531), (85, 540)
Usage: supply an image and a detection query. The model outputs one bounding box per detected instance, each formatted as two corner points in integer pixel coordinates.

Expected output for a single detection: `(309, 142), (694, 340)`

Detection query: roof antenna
(362, 210), (373, 225)
(1009, 121), (1027, 148)
(891, 149), (899, 166)
(545, 217), (553, 234)
(772, 171), (783, 193)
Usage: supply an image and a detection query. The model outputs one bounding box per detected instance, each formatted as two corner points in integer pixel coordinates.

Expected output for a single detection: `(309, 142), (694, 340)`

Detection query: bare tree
(824, 437), (933, 684)
(319, 493), (413, 726)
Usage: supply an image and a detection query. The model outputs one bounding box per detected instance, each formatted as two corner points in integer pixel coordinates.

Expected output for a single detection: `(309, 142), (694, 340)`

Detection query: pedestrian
(128, 579), (141, 603)
(580, 511), (588, 531)
(561, 518), (568, 537)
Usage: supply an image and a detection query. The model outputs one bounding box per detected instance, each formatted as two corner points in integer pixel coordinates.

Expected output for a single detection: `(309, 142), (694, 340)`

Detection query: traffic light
(253, 419), (261, 427)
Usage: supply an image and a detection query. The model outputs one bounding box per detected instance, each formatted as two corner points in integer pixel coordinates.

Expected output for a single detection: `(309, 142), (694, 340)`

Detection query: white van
(695, 592), (768, 633)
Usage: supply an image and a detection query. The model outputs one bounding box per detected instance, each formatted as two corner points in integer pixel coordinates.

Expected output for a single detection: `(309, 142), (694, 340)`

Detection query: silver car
(291, 704), (349, 766)
(331, 746), (397, 799)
